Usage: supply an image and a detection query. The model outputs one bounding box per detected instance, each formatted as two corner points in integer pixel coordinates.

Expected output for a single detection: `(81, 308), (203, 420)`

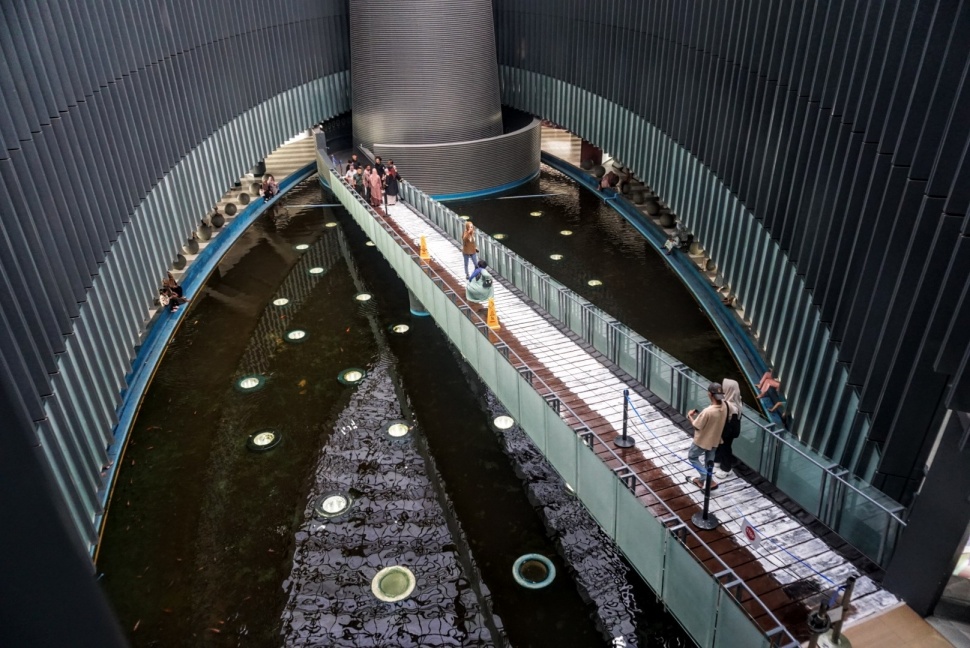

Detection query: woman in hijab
(367, 164), (383, 208)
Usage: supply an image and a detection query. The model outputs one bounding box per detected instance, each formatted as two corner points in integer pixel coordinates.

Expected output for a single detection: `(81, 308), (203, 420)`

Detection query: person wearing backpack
(714, 378), (742, 478)
(465, 260), (494, 312)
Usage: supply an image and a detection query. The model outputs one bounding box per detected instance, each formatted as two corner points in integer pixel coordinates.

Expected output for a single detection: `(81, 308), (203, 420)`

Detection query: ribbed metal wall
(349, 0), (503, 148)
(375, 118), (541, 196)
(493, 0), (970, 501)
(0, 0), (351, 551)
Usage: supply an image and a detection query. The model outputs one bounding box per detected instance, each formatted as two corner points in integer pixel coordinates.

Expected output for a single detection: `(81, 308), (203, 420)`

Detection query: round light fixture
(309, 267), (324, 275)
(529, 211), (542, 217)
(354, 293), (373, 302)
(294, 244), (309, 250)
(371, 566), (417, 602)
(235, 374), (267, 393)
(338, 368), (366, 386)
(325, 222), (338, 228)
(560, 230), (573, 236)
(459, 215), (471, 221)
(587, 279), (603, 287)
(365, 240), (376, 247)
(493, 233), (507, 241)
(384, 420), (412, 440)
(493, 415), (515, 430)
(285, 329), (307, 343)
(512, 554), (556, 589)
(246, 429), (281, 452)
(313, 490), (354, 519)
(550, 254), (563, 261)
(273, 297), (290, 306)
(389, 324), (410, 335)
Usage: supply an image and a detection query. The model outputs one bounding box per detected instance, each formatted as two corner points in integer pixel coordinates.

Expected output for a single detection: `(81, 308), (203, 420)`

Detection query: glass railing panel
(835, 484), (901, 565)
(649, 351), (673, 404)
(616, 334), (639, 377)
(494, 359), (521, 419)
(517, 378), (549, 452)
(713, 593), (771, 648)
(588, 308), (609, 351)
(576, 440), (619, 539)
(733, 416), (766, 473)
(773, 441), (825, 517)
(615, 484), (666, 592)
(475, 331), (497, 389)
(662, 537), (718, 647)
(544, 415), (579, 487)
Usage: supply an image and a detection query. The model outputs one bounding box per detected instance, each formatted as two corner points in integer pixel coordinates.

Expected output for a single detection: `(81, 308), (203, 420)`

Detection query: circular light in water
(313, 490), (354, 519)
(550, 254), (563, 261)
(273, 297), (290, 306)
(389, 324), (410, 334)
(309, 267), (324, 275)
(325, 222), (337, 228)
(529, 211), (542, 217)
(235, 374), (266, 392)
(560, 230), (573, 236)
(459, 215), (471, 221)
(354, 293), (373, 302)
(365, 240), (376, 247)
(285, 329), (307, 342)
(371, 566), (417, 602)
(338, 368), (366, 385)
(294, 244), (309, 250)
(512, 553), (556, 589)
(388, 423), (409, 438)
(493, 415), (515, 430)
(587, 279), (603, 287)
(246, 428), (281, 452)
(493, 233), (507, 240)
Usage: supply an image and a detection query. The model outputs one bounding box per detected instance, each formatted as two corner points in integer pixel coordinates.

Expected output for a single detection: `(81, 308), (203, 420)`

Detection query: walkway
(344, 181), (900, 643)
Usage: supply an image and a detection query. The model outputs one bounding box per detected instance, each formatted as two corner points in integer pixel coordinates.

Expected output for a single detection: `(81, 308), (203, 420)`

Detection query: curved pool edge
(92, 162), (317, 557)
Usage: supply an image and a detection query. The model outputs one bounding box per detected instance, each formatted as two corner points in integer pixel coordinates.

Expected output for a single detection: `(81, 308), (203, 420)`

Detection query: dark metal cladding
(350, 0), (503, 148)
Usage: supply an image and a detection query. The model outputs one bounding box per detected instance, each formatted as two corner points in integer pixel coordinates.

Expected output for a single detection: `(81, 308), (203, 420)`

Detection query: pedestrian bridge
(323, 162), (900, 647)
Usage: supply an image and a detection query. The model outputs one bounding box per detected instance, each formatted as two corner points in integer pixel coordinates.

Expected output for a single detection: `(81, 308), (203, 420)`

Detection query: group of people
(158, 272), (188, 313)
(686, 379), (742, 491)
(343, 154), (400, 209)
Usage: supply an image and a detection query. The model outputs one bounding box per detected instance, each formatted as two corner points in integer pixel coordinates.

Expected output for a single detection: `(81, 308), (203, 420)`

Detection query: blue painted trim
(430, 169), (540, 202)
(541, 152), (773, 411)
(94, 162), (317, 547)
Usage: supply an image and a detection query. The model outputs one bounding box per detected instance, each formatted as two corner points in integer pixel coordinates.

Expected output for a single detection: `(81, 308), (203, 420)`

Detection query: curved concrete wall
(0, 0), (351, 555)
(350, 0), (503, 148)
(375, 118), (541, 197)
(493, 0), (970, 500)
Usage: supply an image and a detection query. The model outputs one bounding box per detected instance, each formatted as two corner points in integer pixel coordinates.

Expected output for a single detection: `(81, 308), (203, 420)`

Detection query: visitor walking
(465, 260), (494, 312)
(461, 221), (479, 279)
(367, 165), (383, 208)
(714, 378), (742, 478)
(374, 156), (386, 179)
(686, 383), (728, 490)
(384, 169), (399, 206)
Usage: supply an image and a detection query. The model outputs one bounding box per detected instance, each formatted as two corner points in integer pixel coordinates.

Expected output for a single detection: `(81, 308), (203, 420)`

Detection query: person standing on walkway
(374, 156), (386, 179)
(465, 260), (494, 312)
(384, 169), (399, 206)
(714, 378), (742, 478)
(686, 383), (728, 490)
(462, 221), (479, 279)
(367, 165), (383, 208)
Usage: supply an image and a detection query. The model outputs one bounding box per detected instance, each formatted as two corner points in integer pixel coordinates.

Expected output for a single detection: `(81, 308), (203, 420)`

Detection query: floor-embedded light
(389, 324), (410, 335)
(273, 297), (290, 306)
(338, 368), (366, 385)
(371, 566), (417, 602)
(512, 554), (556, 589)
(493, 415), (515, 430)
(354, 293), (373, 302)
(235, 374), (267, 393)
(285, 329), (307, 343)
(309, 267), (324, 275)
(246, 429), (281, 452)
(384, 420), (412, 440)
(587, 279), (603, 287)
(313, 490), (353, 519)
(459, 215), (471, 221)
(493, 233), (507, 241)
(529, 211), (542, 217)
(325, 222), (337, 228)
(365, 240), (376, 247)
(295, 244), (309, 250)
(550, 254), (563, 261)
(560, 230), (573, 236)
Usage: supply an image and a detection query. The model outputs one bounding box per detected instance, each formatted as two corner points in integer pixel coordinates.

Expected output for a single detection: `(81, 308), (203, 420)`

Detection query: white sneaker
(714, 469), (732, 479)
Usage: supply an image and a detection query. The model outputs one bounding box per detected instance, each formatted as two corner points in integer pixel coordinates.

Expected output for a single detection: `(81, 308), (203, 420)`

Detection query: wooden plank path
(370, 197), (900, 641)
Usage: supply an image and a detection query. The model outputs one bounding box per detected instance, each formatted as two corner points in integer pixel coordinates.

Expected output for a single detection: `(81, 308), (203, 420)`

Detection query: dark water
(99, 181), (661, 646)
(450, 167), (750, 401)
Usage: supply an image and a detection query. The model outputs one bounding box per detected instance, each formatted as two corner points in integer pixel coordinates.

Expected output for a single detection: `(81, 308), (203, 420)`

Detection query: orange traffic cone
(486, 297), (501, 330)
(419, 235), (430, 260)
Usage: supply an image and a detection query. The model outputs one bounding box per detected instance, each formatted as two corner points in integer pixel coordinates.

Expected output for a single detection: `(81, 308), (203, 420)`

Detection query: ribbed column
(350, 0), (503, 148)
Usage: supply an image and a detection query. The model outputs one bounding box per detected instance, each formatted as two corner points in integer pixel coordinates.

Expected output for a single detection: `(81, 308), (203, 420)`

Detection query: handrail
(396, 178), (906, 567)
(330, 172), (800, 647)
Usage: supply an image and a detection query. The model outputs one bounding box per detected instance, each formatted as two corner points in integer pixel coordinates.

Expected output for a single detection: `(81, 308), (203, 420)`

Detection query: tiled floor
(375, 195), (901, 641)
(846, 605), (954, 647)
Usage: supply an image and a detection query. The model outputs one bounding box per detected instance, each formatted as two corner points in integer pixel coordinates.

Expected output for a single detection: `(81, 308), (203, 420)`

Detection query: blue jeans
(463, 252), (479, 278)
(688, 443), (715, 480)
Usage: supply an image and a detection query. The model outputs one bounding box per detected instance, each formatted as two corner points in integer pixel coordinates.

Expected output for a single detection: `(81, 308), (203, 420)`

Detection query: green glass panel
(494, 360), (520, 416)
(475, 333), (497, 390)
(713, 593), (771, 648)
(544, 415), (578, 487)
(576, 441), (618, 538)
(662, 537), (718, 647)
(517, 380), (547, 451)
(774, 443), (824, 517)
(615, 485), (665, 592)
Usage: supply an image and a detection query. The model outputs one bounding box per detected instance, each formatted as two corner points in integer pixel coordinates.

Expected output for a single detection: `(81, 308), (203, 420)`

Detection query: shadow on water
(450, 166), (755, 404)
